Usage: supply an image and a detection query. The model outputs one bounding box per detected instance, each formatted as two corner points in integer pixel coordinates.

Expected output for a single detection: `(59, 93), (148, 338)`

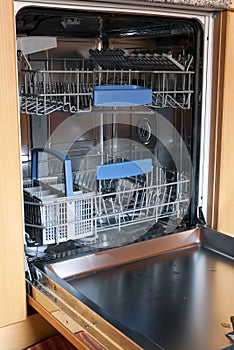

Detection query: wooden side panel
(206, 11), (226, 228)
(0, 0), (26, 326)
(217, 10), (234, 236)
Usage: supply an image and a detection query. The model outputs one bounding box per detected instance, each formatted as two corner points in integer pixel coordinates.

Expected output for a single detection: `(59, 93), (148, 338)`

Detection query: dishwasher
(15, 1), (234, 349)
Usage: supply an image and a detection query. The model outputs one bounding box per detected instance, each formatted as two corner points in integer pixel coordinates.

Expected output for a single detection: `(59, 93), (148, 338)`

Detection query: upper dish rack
(19, 49), (194, 115)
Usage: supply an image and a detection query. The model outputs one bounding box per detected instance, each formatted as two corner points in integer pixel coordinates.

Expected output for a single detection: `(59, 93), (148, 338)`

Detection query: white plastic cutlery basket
(23, 148), (95, 245)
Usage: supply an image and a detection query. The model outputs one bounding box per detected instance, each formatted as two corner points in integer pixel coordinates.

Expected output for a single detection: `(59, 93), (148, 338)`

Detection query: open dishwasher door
(15, 1), (234, 349)
(28, 227), (234, 350)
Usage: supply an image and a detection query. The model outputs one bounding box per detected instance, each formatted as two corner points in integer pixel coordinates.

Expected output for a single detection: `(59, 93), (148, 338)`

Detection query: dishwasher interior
(15, 5), (234, 350)
(17, 7), (201, 253)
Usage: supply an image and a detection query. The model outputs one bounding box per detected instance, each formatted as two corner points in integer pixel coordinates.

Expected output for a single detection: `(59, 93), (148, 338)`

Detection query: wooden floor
(0, 313), (58, 350)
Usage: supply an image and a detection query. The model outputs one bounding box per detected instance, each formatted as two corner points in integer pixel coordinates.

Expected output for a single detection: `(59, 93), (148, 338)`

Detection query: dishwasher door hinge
(25, 253), (44, 284)
(25, 254), (33, 283)
(196, 206), (206, 227)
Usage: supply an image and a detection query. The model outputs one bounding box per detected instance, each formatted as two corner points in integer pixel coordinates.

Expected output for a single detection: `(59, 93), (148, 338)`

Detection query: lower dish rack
(23, 148), (190, 246)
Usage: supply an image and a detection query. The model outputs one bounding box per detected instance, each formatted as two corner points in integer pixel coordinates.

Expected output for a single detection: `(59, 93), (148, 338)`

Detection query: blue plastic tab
(96, 159), (152, 180)
(94, 85), (152, 107)
(31, 148), (73, 197)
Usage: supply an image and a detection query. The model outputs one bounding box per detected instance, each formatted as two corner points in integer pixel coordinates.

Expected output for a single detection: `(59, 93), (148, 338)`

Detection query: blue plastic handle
(96, 159), (152, 180)
(31, 148), (73, 197)
(94, 85), (152, 107)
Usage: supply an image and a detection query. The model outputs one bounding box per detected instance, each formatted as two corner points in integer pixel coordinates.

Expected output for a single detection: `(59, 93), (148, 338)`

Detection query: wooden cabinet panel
(0, 0), (26, 326)
(217, 11), (234, 236)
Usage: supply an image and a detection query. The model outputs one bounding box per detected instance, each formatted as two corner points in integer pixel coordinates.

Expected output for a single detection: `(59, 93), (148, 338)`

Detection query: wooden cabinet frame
(216, 9), (234, 235)
(0, 0), (26, 327)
